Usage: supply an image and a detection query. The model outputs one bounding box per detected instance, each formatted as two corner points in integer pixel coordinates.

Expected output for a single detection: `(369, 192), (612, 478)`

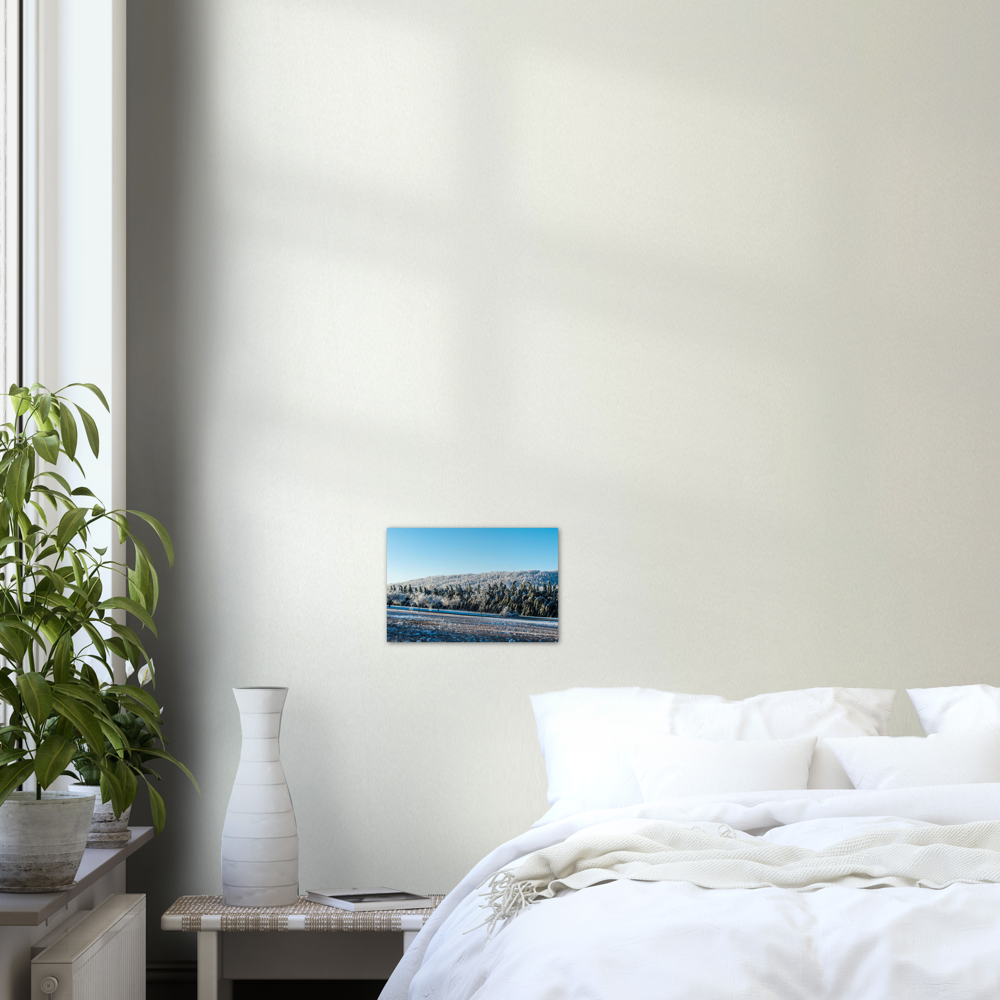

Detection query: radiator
(30, 894), (145, 1000)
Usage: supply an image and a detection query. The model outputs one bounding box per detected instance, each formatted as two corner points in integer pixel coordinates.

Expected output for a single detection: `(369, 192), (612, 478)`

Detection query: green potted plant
(68, 694), (165, 847)
(0, 382), (195, 891)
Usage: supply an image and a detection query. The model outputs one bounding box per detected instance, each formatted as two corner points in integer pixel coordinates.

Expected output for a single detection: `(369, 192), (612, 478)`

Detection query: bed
(382, 684), (1000, 1000)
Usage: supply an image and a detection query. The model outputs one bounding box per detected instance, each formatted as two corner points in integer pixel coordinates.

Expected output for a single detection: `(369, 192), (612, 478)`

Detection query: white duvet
(382, 784), (1000, 1000)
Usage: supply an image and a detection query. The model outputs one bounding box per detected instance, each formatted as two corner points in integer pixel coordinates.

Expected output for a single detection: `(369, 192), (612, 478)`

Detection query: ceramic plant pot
(71, 785), (133, 848)
(0, 791), (96, 892)
(221, 686), (298, 907)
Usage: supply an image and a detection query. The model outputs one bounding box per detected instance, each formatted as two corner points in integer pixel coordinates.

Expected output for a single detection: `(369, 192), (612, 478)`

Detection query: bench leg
(198, 931), (232, 1000)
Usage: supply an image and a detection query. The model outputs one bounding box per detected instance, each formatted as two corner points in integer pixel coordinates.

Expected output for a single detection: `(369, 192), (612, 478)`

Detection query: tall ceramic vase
(222, 687), (299, 906)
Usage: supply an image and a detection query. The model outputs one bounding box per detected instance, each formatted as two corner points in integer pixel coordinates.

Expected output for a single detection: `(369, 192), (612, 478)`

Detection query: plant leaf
(139, 747), (199, 792)
(35, 566), (70, 598)
(34, 734), (77, 790)
(53, 681), (109, 713)
(0, 630), (26, 667)
(145, 779), (167, 833)
(117, 699), (163, 739)
(63, 382), (110, 412)
(98, 758), (138, 817)
(60, 405), (79, 461)
(98, 596), (157, 636)
(69, 551), (85, 587)
(109, 511), (129, 544)
(39, 469), (73, 492)
(106, 684), (161, 719)
(81, 622), (109, 661)
(0, 760), (35, 806)
(52, 692), (106, 753)
(4, 451), (27, 512)
(103, 636), (129, 660)
(0, 671), (20, 708)
(24, 448), (35, 504)
(30, 432), (60, 464)
(56, 507), (90, 549)
(76, 404), (100, 458)
(29, 498), (51, 521)
(97, 762), (126, 816)
(0, 622), (43, 666)
(9, 387), (31, 418)
(119, 758), (138, 810)
(97, 717), (127, 752)
(16, 672), (53, 726)
(16, 511), (33, 543)
(52, 634), (74, 684)
(0, 619), (46, 644)
(126, 510), (175, 567)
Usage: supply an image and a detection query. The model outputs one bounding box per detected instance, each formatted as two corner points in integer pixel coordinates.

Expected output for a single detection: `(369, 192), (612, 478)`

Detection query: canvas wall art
(386, 528), (558, 642)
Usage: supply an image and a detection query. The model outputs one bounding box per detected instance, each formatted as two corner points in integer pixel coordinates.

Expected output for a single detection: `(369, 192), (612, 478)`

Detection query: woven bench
(162, 893), (445, 1000)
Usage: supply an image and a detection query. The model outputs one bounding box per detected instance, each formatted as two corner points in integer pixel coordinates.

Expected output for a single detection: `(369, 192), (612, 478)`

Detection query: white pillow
(907, 685), (1000, 734)
(631, 735), (817, 801)
(826, 732), (1000, 790)
(530, 687), (896, 823)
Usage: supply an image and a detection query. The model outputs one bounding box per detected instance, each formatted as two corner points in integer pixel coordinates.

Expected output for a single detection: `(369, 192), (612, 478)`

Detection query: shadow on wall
(126, 0), (201, 970)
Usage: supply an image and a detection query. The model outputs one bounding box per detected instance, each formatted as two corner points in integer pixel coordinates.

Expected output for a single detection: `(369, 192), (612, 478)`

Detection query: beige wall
(126, 0), (1000, 960)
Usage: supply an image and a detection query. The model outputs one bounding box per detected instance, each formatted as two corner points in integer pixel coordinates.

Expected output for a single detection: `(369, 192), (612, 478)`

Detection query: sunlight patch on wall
(213, 0), (460, 202)
(215, 237), (458, 434)
(509, 303), (824, 518)
(508, 51), (820, 285)
(863, 131), (999, 326)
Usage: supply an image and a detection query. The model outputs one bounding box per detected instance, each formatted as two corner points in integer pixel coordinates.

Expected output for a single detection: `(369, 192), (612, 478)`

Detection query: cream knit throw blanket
(481, 820), (1000, 936)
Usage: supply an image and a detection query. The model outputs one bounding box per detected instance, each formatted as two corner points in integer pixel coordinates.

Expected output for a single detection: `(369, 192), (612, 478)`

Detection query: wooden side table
(162, 894), (445, 1000)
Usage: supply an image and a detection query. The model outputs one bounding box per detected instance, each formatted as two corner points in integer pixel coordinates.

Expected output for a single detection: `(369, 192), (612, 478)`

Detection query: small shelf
(0, 826), (154, 926)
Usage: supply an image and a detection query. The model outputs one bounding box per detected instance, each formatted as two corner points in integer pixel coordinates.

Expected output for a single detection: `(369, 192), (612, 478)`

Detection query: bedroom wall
(126, 0), (1000, 960)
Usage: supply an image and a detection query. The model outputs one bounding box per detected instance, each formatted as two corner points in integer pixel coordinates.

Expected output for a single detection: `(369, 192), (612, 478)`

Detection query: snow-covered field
(387, 608), (558, 642)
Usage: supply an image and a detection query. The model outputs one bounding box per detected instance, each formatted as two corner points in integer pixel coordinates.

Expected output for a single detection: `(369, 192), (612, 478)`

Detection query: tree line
(387, 579), (558, 619)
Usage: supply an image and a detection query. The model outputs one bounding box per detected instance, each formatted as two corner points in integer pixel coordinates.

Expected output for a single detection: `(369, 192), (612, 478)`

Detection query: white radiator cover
(31, 894), (145, 1000)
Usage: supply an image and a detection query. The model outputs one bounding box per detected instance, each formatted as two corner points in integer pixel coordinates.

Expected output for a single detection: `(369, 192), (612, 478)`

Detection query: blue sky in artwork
(387, 528), (558, 582)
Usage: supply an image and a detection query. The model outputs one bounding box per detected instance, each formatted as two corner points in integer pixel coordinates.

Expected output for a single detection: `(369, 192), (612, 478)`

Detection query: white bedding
(382, 784), (1000, 1000)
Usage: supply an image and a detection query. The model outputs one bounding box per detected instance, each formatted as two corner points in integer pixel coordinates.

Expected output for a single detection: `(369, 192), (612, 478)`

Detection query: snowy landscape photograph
(387, 528), (559, 642)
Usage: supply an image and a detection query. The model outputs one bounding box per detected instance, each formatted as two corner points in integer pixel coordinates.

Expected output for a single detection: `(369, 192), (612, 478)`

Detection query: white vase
(222, 686), (299, 907)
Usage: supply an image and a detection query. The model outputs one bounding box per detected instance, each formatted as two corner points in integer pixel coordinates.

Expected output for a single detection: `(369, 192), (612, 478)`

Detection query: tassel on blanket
(476, 824), (740, 937)
(479, 869), (549, 937)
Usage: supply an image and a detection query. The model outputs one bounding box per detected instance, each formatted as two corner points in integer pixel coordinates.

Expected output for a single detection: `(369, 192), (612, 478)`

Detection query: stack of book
(306, 887), (434, 911)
